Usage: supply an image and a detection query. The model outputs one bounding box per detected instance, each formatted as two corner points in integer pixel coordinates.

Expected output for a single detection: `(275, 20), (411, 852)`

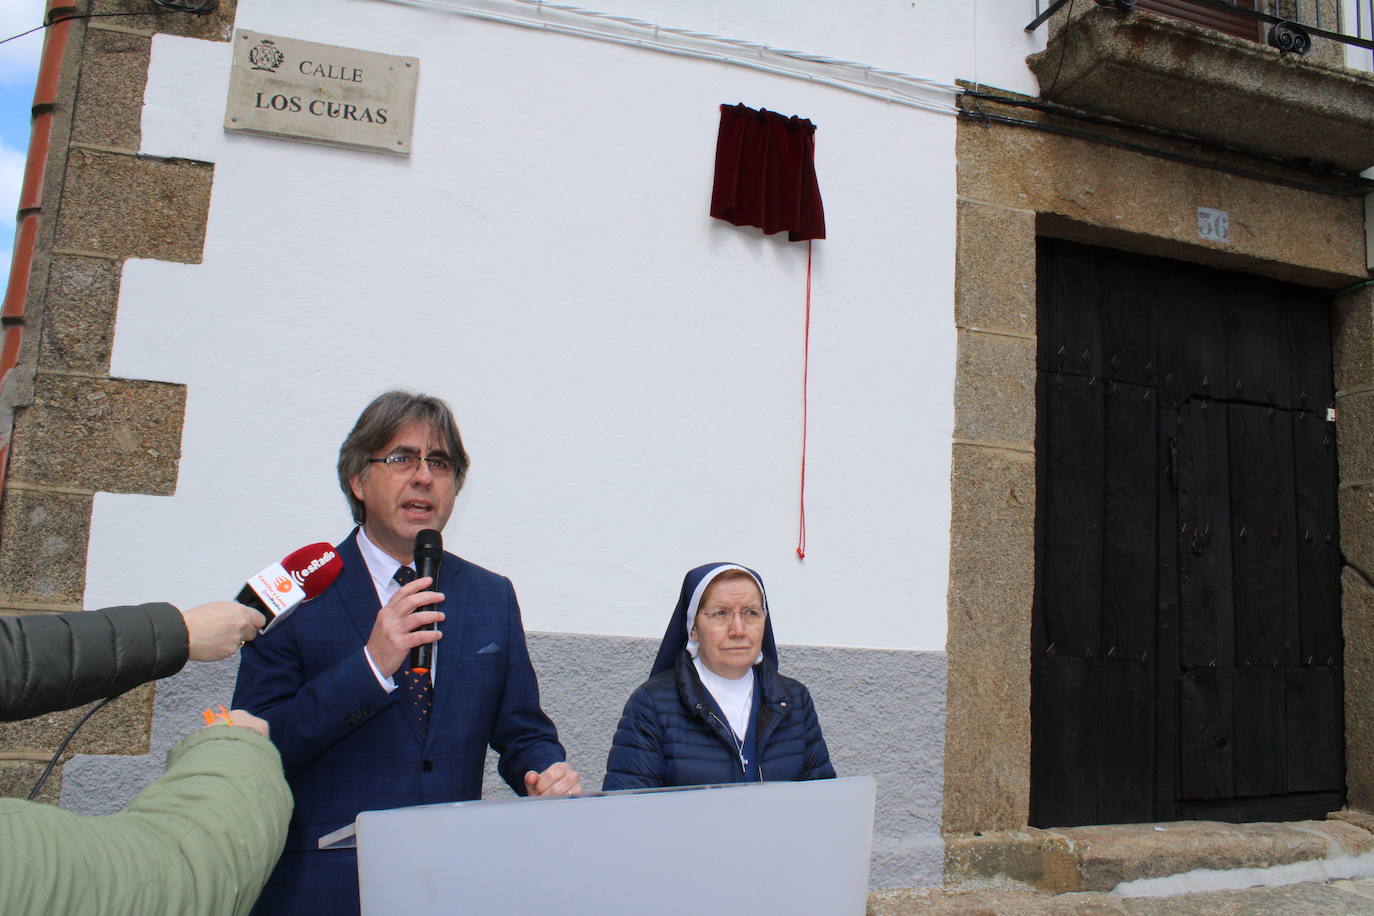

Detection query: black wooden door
(1030, 239), (1342, 827)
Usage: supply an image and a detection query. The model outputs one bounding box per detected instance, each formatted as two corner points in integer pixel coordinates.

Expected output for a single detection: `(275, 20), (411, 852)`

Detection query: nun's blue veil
(649, 562), (779, 677)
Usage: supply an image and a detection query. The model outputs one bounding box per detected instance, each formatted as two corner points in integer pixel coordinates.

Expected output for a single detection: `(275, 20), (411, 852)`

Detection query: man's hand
(225, 709), (270, 739)
(365, 576), (445, 678)
(184, 601), (267, 661)
(524, 762), (582, 797)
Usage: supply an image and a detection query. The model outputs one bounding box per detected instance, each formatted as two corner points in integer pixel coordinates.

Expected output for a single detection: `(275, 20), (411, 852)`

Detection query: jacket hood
(649, 562), (779, 677)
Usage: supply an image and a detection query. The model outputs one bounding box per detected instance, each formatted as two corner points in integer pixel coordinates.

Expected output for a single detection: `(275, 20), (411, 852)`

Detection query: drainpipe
(0, 0), (75, 509)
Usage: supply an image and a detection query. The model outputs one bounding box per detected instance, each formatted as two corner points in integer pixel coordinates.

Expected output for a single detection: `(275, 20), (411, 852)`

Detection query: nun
(602, 562), (835, 789)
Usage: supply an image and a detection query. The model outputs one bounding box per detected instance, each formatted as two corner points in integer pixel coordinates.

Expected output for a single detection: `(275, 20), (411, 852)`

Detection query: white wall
(84, 0), (1042, 653)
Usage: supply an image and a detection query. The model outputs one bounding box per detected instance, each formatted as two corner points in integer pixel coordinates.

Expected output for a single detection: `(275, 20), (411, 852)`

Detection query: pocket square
(476, 642), (501, 655)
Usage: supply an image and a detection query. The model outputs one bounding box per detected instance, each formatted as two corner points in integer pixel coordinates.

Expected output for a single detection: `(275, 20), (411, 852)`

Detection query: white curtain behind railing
(1343, 0), (1374, 70)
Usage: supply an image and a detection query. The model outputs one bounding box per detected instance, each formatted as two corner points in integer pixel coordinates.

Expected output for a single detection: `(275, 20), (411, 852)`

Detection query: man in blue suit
(233, 390), (580, 915)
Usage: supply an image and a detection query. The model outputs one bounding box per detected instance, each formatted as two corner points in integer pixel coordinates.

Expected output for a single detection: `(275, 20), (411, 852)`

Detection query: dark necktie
(392, 565), (432, 738)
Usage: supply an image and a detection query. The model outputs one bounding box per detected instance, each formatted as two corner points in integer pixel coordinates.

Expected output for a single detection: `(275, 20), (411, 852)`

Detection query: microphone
(236, 543), (343, 632)
(409, 529), (443, 674)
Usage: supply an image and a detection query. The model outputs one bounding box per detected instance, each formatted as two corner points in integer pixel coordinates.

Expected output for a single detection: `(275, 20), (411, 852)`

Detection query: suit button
(422, 760), (433, 773)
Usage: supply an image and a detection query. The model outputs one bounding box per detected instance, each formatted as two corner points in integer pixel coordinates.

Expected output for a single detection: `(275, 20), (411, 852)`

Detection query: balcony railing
(1020, 0), (1374, 177)
(1030, 0), (1374, 70)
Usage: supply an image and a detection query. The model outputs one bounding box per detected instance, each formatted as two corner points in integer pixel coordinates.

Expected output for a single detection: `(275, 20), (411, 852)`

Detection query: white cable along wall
(371, 0), (966, 115)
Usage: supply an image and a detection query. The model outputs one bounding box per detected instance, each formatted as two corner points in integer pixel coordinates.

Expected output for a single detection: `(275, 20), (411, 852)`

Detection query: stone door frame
(944, 111), (1374, 837)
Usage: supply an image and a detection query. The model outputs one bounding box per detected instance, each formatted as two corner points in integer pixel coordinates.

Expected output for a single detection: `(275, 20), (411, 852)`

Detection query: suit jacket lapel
(425, 556), (465, 747)
(335, 531), (385, 644)
(337, 529), (430, 746)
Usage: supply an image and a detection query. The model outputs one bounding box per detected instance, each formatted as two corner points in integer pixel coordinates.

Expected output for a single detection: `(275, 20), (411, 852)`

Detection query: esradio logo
(290, 550), (338, 586)
(274, 576), (293, 593)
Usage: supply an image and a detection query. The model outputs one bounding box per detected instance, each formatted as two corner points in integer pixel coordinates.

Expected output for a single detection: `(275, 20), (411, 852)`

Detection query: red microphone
(236, 543), (343, 632)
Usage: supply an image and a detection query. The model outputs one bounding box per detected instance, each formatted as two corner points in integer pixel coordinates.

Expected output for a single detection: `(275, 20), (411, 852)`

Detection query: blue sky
(0, 7), (46, 293)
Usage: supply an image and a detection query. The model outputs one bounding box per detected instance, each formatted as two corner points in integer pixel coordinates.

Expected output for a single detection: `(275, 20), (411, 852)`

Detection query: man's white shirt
(358, 526), (438, 691)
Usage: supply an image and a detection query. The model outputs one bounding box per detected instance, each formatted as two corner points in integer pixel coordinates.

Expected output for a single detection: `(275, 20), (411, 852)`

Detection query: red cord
(797, 240), (812, 560)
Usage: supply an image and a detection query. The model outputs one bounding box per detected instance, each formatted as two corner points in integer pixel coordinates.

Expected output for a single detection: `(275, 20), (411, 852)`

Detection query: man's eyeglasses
(367, 453), (454, 476)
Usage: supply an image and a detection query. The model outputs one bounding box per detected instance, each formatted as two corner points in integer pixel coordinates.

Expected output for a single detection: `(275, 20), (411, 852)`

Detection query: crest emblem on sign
(248, 39), (285, 72)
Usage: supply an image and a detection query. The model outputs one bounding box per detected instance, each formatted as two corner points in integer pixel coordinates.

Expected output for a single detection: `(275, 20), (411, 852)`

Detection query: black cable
(958, 106), (1372, 197)
(961, 89), (1374, 189)
(1042, 0), (1077, 99)
(0, 23), (46, 48)
(1343, 552), (1374, 596)
(27, 690), (125, 800)
(1336, 279), (1374, 297)
(0, 2), (214, 48)
(150, 0), (215, 11)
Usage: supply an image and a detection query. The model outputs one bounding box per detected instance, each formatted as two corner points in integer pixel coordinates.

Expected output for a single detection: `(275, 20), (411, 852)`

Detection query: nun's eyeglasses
(698, 607), (766, 627)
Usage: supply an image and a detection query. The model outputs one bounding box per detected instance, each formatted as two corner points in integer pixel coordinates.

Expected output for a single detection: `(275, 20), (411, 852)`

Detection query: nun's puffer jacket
(603, 651), (836, 790)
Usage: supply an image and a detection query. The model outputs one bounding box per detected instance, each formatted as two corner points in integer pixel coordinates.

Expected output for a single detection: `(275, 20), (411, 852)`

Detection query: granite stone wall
(0, 0), (237, 802)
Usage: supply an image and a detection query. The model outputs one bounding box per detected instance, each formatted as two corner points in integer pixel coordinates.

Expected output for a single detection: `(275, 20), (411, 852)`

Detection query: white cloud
(0, 4), (43, 294)
(0, 141), (27, 298)
(0, 6), (45, 86)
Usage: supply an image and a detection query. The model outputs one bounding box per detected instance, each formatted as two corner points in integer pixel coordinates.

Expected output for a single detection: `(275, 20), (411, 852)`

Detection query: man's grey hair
(337, 390), (470, 523)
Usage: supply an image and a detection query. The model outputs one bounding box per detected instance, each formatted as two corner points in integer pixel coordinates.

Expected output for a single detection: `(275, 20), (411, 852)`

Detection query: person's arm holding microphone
(0, 542), (341, 723)
(0, 601), (264, 723)
(0, 594), (290, 916)
(0, 540), (343, 914)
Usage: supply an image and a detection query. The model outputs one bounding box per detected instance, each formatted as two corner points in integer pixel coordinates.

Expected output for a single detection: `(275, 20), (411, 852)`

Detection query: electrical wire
(370, 0), (964, 115)
(504, 0), (959, 88)
(0, 23), (46, 47)
(150, 0), (215, 10)
(0, 2), (214, 48)
(27, 690), (125, 800)
(959, 106), (1371, 197)
(961, 88), (1374, 191)
(1337, 278), (1374, 296)
(1041, 0), (1076, 99)
(4, 0), (1361, 197)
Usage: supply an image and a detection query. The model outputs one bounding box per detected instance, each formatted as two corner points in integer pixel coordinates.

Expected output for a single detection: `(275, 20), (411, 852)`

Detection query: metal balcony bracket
(1026, 0), (1073, 32)
(1028, 0), (1135, 32)
(1268, 20), (1312, 55)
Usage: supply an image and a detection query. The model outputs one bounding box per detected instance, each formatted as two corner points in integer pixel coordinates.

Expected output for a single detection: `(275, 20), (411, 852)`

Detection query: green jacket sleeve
(0, 725), (292, 916)
(0, 604), (189, 721)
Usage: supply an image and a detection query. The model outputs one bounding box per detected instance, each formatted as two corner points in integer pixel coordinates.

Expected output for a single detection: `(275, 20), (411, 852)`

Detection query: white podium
(325, 776), (875, 915)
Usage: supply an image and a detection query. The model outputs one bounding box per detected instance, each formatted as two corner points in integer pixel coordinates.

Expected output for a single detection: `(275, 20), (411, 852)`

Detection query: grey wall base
(61, 653), (239, 815)
(497, 633), (947, 890)
(62, 632), (946, 890)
